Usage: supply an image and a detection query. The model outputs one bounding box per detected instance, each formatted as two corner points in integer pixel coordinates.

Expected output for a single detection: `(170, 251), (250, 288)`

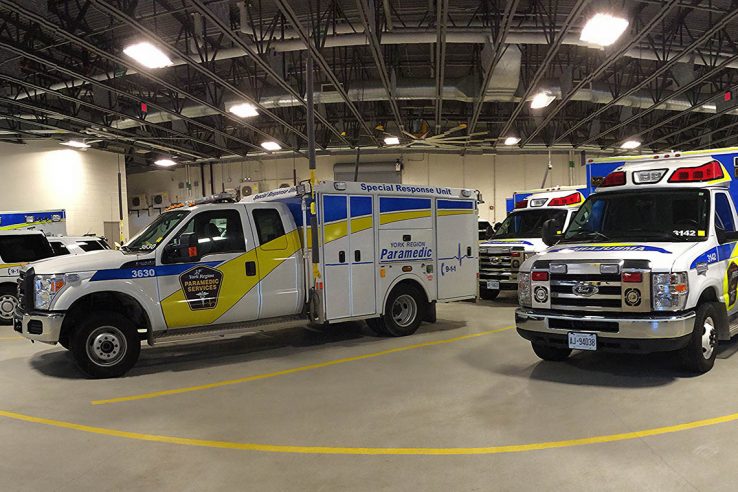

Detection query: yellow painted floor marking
(2, 408), (738, 455)
(92, 326), (515, 406)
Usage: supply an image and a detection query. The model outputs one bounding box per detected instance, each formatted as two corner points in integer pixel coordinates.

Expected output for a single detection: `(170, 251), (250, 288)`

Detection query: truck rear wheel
(479, 288), (500, 301)
(532, 342), (571, 361)
(0, 284), (18, 326)
(680, 303), (719, 374)
(70, 312), (140, 378)
(377, 284), (425, 337)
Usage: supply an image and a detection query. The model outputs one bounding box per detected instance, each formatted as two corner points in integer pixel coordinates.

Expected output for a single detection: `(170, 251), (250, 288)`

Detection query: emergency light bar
(668, 160), (724, 183)
(633, 169), (667, 184)
(529, 198), (548, 207)
(548, 192), (582, 206)
(599, 171), (626, 187)
(515, 199), (528, 209)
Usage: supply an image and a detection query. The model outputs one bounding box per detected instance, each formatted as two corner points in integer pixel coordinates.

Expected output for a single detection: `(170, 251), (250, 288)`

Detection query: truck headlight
(652, 272), (688, 311)
(34, 275), (66, 310)
(518, 272), (532, 307)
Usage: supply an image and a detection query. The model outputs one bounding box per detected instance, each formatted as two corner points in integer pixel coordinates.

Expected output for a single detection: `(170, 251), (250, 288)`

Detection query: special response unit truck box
(14, 181), (479, 377)
(516, 149), (738, 373)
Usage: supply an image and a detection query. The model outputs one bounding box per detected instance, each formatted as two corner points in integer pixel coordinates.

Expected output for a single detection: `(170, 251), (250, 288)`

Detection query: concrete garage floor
(2, 297), (738, 491)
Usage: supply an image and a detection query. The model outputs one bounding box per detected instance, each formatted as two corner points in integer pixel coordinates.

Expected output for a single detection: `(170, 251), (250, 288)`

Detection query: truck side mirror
(164, 232), (200, 263)
(541, 219), (562, 247)
(493, 222), (502, 232)
(718, 228), (738, 244)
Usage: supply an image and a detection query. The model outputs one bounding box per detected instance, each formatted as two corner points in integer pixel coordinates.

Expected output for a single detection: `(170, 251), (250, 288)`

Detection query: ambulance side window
(169, 210), (246, 259)
(715, 193), (735, 232)
(252, 208), (287, 250)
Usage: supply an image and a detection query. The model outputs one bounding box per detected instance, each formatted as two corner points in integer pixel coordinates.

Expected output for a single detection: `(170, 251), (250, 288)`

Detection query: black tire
(0, 284), (18, 326)
(70, 311), (141, 378)
(680, 303), (719, 374)
(532, 342), (572, 361)
(366, 318), (388, 336)
(479, 288), (500, 301)
(377, 284), (425, 337)
(58, 336), (71, 350)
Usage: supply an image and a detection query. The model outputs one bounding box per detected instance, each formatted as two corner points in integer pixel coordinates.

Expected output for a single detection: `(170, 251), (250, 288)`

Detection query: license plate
(568, 332), (597, 351)
(486, 280), (500, 290)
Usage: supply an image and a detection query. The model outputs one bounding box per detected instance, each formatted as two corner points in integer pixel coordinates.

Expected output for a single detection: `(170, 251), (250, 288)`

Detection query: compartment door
(349, 195), (376, 316)
(436, 199), (478, 300)
(321, 194), (351, 319)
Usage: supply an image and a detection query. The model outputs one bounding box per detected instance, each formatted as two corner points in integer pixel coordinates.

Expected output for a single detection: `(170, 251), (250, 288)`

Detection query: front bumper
(515, 308), (695, 353)
(13, 307), (64, 344)
(480, 279), (518, 291)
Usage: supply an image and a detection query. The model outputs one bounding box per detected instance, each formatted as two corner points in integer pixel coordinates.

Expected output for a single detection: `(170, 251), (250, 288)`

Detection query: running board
(148, 315), (308, 346)
(729, 316), (738, 338)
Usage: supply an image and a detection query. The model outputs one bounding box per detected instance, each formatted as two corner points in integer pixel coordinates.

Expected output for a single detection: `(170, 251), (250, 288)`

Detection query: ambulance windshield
(124, 210), (190, 252)
(563, 189), (709, 243)
(494, 209), (568, 239)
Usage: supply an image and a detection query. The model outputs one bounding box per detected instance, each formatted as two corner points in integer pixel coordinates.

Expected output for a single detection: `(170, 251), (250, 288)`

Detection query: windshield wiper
(565, 230), (611, 242)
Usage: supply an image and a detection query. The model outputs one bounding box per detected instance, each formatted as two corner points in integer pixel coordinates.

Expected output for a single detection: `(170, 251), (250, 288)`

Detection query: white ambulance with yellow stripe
(479, 187), (585, 300)
(516, 149), (738, 373)
(14, 181), (479, 378)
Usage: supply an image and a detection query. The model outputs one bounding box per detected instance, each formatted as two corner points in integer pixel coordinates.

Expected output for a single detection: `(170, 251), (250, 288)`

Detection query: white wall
(126, 151), (589, 234)
(0, 141), (128, 239)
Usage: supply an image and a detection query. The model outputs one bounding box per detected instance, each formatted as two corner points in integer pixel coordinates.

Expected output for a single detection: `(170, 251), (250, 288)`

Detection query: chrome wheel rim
(392, 294), (417, 328)
(0, 294), (17, 320)
(701, 316), (717, 360)
(86, 326), (127, 367)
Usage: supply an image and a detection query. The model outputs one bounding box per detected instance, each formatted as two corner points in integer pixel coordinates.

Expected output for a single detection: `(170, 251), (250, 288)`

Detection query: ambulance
(13, 181), (479, 378)
(479, 187), (585, 300)
(516, 149), (738, 373)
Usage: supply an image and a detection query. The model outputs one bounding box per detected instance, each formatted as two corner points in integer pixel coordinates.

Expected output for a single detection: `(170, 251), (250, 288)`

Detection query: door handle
(467, 246), (472, 257)
(245, 261), (257, 276)
(355, 250), (361, 262)
(339, 251), (346, 263)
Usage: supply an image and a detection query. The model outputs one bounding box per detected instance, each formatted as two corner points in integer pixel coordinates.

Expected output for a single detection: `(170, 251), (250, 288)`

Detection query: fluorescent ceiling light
(229, 102), (259, 118)
(580, 14), (629, 47)
(530, 91), (555, 109)
(384, 136), (400, 145)
(60, 140), (90, 149)
(261, 141), (281, 151)
(620, 140), (641, 150)
(503, 136), (521, 146)
(123, 41), (172, 69)
(154, 158), (177, 167)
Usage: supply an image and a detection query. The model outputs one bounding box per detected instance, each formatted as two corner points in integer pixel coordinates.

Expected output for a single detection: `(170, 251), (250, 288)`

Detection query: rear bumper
(13, 308), (64, 344)
(515, 308), (695, 353)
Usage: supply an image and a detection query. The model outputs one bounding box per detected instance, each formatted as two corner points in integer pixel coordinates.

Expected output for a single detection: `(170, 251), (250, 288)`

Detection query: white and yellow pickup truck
(14, 181), (480, 378)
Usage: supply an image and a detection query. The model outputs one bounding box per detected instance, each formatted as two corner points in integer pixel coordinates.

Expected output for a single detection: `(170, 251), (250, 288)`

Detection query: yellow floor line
(2, 408), (737, 455)
(92, 325), (515, 406)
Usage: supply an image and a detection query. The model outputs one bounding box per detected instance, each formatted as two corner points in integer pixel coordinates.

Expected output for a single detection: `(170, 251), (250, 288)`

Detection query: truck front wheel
(532, 342), (571, 362)
(680, 303), (719, 374)
(70, 312), (141, 378)
(0, 284), (18, 326)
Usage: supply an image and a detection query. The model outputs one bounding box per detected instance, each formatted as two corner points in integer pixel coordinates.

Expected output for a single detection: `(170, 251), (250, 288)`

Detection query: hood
(526, 241), (701, 272)
(481, 238), (545, 253)
(26, 250), (150, 275)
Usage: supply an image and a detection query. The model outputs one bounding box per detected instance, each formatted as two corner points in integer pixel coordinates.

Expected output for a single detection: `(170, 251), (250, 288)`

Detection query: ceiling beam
(433, 0), (448, 134)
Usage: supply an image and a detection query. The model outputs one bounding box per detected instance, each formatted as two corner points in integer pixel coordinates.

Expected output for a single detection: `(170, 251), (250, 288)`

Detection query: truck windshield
(0, 234), (54, 262)
(124, 210), (190, 252)
(494, 209), (568, 239)
(563, 189), (709, 243)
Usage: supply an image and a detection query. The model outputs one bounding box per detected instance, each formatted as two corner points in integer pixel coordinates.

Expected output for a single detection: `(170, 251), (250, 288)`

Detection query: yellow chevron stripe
(380, 210), (431, 225)
(438, 209), (474, 216)
(350, 215), (373, 233)
(323, 220), (348, 243)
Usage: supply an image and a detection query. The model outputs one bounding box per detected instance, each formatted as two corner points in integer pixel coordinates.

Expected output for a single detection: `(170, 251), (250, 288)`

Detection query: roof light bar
(123, 42), (172, 69)
(515, 199), (529, 209)
(548, 192), (583, 206)
(633, 169), (666, 184)
(599, 171), (626, 188)
(668, 160), (724, 183)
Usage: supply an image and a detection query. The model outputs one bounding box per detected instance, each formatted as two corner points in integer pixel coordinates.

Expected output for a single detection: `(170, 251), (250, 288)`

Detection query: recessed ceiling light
(229, 102), (259, 118)
(154, 158), (177, 167)
(620, 140), (641, 150)
(530, 91), (555, 109)
(261, 141), (281, 151)
(503, 136), (521, 146)
(384, 136), (400, 145)
(60, 140), (90, 149)
(123, 41), (173, 69)
(580, 14), (629, 47)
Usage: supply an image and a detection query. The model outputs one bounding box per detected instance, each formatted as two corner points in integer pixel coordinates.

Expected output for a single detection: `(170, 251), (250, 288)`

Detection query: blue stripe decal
(323, 195), (347, 223)
(350, 196), (373, 217)
(437, 199), (474, 210)
(548, 245), (672, 254)
(379, 197), (431, 213)
(690, 243), (736, 269)
(0, 210), (66, 227)
(483, 240), (534, 246)
(90, 261), (222, 281)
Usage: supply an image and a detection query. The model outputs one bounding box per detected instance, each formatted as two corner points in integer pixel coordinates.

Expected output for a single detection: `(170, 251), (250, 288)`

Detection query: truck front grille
(17, 268), (34, 311)
(479, 248), (522, 281)
(550, 274), (623, 310)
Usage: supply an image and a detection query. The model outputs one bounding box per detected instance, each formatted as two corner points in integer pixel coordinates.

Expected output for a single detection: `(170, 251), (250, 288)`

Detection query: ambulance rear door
(436, 198), (478, 300)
